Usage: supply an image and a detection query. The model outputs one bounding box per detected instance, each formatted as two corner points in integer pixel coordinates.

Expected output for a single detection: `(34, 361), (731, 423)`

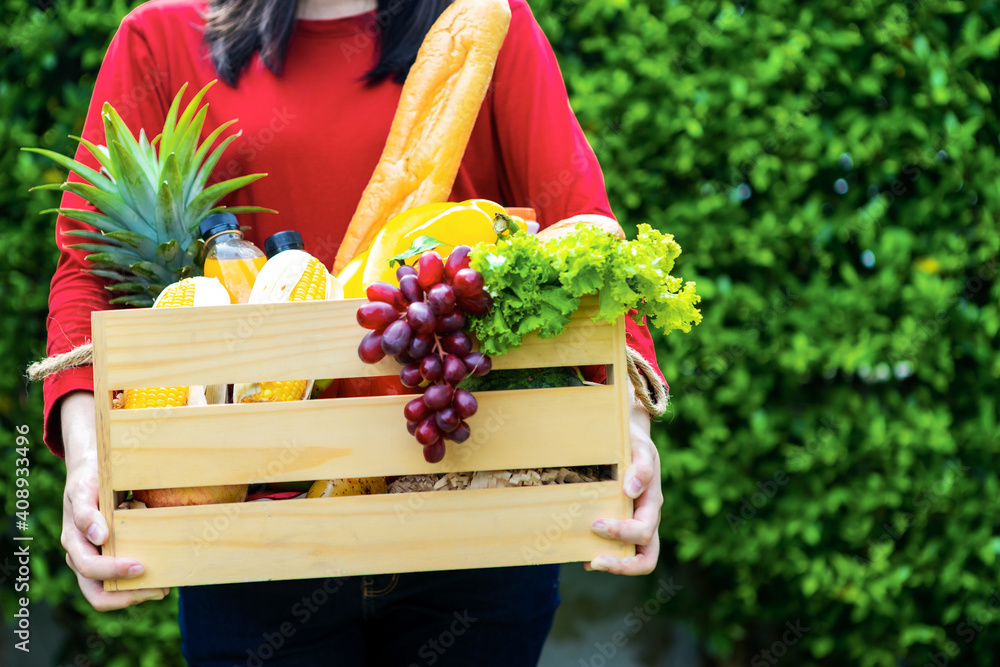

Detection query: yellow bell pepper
(336, 249), (369, 298)
(361, 199), (508, 288)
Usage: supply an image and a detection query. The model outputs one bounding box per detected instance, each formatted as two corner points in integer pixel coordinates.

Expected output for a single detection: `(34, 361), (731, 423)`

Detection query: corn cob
(120, 277), (246, 508)
(234, 250), (343, 404)
(121, 277), (229, 409)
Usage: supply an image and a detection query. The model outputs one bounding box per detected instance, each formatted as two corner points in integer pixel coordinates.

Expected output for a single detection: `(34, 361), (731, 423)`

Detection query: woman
(46, 0), (666, 664)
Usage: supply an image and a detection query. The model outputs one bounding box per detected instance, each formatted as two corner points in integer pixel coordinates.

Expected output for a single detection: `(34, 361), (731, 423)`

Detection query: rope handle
(25, 344), (93, 382)
(27, 343), (669, 417)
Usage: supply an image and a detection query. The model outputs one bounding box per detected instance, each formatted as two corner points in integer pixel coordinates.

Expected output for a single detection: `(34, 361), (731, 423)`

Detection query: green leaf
(186, 119), (237, 202)
(158, 81), (190, 155)
(109, 294), (155, 307)
(188, 131), (244, 201)
(172, 105), (208, 176)
(63, 229), (129, 248)
(136, 129), (159, 182)
(387, 235), (451, 268)
(38, 208), (123, 234)
(166, 80), (214, 156)
(161, 152), (187, 242)
(185, 173), (268, 226)
(21, 147), (115, 194)
(128, 261), (173, 282)
(108, 139), (156, 226)
(105, 281), (149, 293)
(69, 135), (114, 175)
(204, 205), (278, 216)
(155, 239), (180, 266)
(86, 269), (133, 282)
(58, 181), (154, 235)
(82, 250), (144, 266)
(104, 231), (158, 256)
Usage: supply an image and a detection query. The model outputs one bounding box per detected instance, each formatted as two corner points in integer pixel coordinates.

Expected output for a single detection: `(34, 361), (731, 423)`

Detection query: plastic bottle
(199, 213), (267, 304)
(264, 230), (305, 258)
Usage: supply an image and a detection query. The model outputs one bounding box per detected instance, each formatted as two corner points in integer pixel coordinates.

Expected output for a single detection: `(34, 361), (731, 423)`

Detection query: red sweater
(42, 0), (667, 458)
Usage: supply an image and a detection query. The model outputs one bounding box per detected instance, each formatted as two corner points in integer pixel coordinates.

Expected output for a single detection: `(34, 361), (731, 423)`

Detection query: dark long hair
(203, 0), (453, 87)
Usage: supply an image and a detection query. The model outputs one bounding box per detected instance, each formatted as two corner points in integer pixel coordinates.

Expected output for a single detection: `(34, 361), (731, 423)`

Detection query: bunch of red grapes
(356, 245), (493, 463)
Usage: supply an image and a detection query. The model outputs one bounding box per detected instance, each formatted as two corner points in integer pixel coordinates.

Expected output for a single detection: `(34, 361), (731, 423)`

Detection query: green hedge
(3, 0), (999, 665)
(532, 0), (1000, 664)
(1, 2), (183, 666)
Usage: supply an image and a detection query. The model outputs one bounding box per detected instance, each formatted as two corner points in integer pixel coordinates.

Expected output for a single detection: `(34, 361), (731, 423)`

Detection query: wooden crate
(92, 294), (633, 591)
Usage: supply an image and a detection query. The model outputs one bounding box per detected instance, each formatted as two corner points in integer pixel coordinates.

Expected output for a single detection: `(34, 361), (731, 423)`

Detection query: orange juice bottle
(199, 213), (267, 304)
(263, 230), (305, 258)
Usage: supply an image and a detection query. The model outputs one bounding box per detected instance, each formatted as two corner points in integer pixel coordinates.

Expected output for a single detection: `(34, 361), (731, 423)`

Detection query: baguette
(333, 0), (512, 272)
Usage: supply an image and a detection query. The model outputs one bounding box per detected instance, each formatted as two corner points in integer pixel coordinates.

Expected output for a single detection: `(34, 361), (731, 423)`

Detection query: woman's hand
(60, 390), (170, 610)
(585, 385), (663, 575)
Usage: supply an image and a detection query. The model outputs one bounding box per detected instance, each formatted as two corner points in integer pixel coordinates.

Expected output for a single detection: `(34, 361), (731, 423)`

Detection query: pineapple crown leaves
(23, 80), (276, 307)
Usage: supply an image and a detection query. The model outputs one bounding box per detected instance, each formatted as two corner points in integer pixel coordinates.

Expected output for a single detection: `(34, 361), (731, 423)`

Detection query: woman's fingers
(63, 525), (168, 611)
(62, 478), (166, 611)
(584, 534), (661, 576)
(592, 479), (663, 545)
(623, 402), (659, 499)
(586, 403), (663, 575)
(66, 474), (107, 545)
(63, 530), (144, 582)
(71, 561), (170, 612)
(623, 437), (657, 499)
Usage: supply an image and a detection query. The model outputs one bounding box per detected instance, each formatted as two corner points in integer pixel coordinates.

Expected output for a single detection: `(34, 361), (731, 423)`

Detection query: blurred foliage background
(2, 0), (999, 665)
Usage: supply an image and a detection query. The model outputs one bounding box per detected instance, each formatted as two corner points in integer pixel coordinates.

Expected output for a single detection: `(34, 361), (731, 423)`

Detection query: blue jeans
(177, 565), (561, 666)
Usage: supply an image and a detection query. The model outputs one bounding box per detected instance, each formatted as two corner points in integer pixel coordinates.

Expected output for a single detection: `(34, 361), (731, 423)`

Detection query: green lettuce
(468, 224), (702, 355)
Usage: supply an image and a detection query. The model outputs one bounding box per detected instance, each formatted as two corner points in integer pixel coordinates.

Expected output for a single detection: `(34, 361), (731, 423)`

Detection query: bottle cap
(264, 230), (305, 258)
(198, 213), (240, 240)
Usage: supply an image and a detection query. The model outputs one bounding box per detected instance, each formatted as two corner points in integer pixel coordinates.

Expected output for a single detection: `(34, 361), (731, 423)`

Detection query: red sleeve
(490, 0), (667, 390)
(42, 11), (170, 458)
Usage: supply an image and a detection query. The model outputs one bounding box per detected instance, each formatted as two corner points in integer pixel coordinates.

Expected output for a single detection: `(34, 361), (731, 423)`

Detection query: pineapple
(25, 81), (272, 306)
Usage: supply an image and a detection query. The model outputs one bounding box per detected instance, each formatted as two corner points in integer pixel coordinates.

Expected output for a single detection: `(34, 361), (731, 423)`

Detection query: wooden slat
(97, 296), (614, 389)
(92, 317), (120, 592)
(110, 482), (627, 590)
(109, 386), (620, 489)
(611, 314), (636, 559)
